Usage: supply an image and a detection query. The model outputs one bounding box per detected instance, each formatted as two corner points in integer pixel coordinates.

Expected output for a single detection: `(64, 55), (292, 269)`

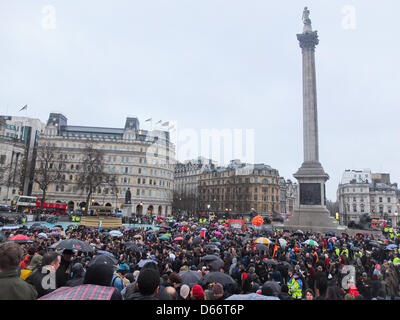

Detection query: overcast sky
(1, 0), (399, 201)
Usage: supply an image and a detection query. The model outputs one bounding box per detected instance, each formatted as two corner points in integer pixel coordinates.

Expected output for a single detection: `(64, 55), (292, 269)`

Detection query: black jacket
(26, 268), (56, 298)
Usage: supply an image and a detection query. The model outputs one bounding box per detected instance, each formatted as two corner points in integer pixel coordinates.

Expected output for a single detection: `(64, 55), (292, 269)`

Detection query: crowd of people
(1, 214), (400, 300)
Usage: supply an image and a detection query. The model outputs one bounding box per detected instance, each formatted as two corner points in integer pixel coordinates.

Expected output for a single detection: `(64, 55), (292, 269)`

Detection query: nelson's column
(285, 8), (344, 232)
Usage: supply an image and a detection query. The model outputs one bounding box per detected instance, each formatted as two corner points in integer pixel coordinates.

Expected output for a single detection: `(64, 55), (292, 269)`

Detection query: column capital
(297, 31), (319, 50)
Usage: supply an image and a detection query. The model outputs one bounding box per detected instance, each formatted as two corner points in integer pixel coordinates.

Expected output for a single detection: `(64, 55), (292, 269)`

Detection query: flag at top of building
(19, 104), (27, 111)
(145, 118), (152, 122)
(162, 121), (169, 126)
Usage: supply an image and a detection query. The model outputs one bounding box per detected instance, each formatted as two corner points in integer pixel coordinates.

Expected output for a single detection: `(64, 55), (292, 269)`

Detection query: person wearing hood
(20, 254), (43, 281)
(65, 263), (85, 287)
(39, 262), (122, 300)
(0, 242), (38, 300)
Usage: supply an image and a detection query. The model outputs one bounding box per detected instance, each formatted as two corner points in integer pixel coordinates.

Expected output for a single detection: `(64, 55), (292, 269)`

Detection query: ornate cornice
(297, 31), (319, 50)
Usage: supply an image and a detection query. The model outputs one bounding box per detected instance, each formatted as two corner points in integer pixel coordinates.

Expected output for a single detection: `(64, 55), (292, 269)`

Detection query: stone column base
(284, 205), (347, 233)
(122, 204), (133, 217)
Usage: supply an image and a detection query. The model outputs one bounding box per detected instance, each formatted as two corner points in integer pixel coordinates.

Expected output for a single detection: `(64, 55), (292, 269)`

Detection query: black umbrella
(55, 239), (93, 252)
(263, 259), (278, 266)
(278, 261), (293, 271)
(89, 254), (118, 267)
(193, 237), (202, 245)
(179, 270), (202, 285)
(200, 272), (236, 287)
(255, 243), (269, 251)
(202, 255), (224, 271)
(125, 242), (142, 253)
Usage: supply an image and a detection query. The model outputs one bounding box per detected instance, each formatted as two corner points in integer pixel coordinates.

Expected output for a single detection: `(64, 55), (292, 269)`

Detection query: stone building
(337, 169), (400, 227)
(31, 113), (175, 216)
(279, 178), (298, 216)
(198, 160), (281, 217)
(173, 157), (216, 214)
(0, 134), (26, 202)
(0, 115), (45, 198)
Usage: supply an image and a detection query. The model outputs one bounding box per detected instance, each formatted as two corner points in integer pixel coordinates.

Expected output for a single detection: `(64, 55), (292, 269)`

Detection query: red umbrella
(174, 236), (184, 241)
(8, 234), (32, 243)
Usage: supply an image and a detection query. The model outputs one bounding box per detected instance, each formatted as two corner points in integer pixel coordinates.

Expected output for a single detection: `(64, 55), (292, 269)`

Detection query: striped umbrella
(254, 237), (271, 245)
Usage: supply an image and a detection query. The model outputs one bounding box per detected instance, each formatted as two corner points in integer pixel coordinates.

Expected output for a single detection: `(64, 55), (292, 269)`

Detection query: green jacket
(0, 269), (37, 300)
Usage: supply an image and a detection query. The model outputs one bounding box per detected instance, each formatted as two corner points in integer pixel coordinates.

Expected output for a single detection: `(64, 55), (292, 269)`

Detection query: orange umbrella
(252, 216), (264, 226)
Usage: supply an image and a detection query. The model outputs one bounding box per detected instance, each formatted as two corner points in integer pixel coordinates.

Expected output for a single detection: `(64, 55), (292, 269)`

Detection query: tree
(33, 143), (65, 211)
(77, 144), (115, 214)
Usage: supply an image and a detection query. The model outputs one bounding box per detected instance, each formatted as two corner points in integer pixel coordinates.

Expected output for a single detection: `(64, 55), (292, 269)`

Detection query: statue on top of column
(302, 7), (312, 32)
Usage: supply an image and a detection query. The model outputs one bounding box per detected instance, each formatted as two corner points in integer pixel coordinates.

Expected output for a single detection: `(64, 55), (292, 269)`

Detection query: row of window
(51, 185), (171, 199)
(201, 195), (279, 202)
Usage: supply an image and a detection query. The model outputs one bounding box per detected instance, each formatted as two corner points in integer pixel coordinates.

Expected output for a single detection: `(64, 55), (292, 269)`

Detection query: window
(388, 197), (391, 203)
(379, 197), (383, 203)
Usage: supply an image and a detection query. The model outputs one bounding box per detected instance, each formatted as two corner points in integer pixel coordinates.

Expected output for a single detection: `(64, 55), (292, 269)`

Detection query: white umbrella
(109, 230), (123, 237)
(37, 232), (48, 239)
(278, 238), (287, 248)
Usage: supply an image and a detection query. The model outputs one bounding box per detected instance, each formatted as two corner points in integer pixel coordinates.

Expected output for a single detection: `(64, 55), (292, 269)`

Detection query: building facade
(198, 160), (281, 217)
(31, 113), (175, 216)
(337, 169), (400, 227)
(173, 157), (216, 214)
(0, 115), (45, 198)
(279, 178), (298, 216)
(0, 134), (26, 203)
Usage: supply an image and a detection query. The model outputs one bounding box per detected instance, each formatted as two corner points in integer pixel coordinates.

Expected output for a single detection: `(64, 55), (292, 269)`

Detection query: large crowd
(1, 214), (400, 300)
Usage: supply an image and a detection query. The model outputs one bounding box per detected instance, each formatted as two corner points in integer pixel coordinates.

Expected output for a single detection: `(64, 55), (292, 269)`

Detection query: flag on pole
(145, 118), (152, 122)
(156, 120), (162, 124)
(162, 121), (169, 126)
(19, 105), (27, 111)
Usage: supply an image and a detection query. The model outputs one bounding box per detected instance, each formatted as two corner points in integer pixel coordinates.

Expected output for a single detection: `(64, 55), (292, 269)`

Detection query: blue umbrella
(386, 244), (397, 250)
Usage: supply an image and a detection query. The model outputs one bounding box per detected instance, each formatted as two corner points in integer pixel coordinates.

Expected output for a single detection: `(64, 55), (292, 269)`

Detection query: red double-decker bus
(35, 199), (67, 215)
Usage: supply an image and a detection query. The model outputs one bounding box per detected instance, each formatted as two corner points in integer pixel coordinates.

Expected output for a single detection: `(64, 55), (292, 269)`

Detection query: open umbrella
(50, 232), (60, 237)
(303, 239), (319, 247)
(293, 230), (304, 235)
(1, 225), (20, 230)
(174, 236), (184, 241)
(226, 293), (279, 300)
(200, 272), (236, 287)
(8, 234), (33, 243)
(159, 235), (171, 241)
(386, 244), (398, 250)
(193, 237), (202, 245)
(214, 231), (223, 237)
(37, 232), (48, 239)
(125, 242), (142, 252)
(55, 239), (93, 252)
(109, 230), (123, 237)
(278, 238), (287, 248)
(138, 259), (158, 268)
(263, 258), (278, 266)
(89, 254), (118, 266)
(179, 270), (202, 285)
(255, 243), (269, 252)
(254, 237), (271, 245)
(96, 250), (115, 257)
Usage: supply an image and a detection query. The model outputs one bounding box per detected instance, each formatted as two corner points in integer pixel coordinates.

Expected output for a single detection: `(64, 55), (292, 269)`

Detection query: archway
(93, 202), (100, 206)
(147, 205), (154, 215)
(79, 202), (86, 209)
(136, 204), (143, 215)
(68, 201), (74, 211)
(105, 203), (112, 207)
(158, 205), (162, 216)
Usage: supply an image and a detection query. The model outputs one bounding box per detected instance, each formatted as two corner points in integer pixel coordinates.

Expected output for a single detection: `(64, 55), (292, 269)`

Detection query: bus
(35, 199), (67, 215)
(11, 196), (37, 212)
